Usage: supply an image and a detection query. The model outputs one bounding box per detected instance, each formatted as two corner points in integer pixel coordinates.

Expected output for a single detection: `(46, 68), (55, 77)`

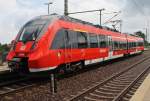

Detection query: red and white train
(7, 14), (144, 73)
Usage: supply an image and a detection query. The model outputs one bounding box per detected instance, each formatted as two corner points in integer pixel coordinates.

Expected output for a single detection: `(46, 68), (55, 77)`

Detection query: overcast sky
(0, 0), (149, 43)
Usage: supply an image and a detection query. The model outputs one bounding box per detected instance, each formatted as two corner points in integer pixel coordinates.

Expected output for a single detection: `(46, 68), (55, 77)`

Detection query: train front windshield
(18, 16), (51, 43)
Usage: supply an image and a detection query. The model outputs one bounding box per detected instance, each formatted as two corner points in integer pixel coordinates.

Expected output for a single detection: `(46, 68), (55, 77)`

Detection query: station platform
(0, 63), (9, 72)
(144, 48), (149, 51)
(130, 74), (150, 101)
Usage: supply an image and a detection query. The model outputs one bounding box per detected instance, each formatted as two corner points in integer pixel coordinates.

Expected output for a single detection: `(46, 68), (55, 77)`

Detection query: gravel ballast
(1, 51), (150, 101)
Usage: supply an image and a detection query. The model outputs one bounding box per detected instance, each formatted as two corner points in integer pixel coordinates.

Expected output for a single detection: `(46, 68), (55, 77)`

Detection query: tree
(0, 43), (9, 52)
(0, 43), (10, 63)
(134, 31), (149, 46)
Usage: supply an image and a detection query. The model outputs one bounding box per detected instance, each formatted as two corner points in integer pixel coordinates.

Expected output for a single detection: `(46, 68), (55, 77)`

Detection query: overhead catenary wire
(132, 0), (149, 42)
(103, 11), (121, 25)
(132, 0), (148, 20)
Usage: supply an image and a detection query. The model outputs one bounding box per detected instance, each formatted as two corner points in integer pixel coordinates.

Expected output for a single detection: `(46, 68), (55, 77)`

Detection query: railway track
(0, 76), (33, 98)
(0, 54), (149, 100)
(0, 73), (49, 99)
(67, 56), (150, 101)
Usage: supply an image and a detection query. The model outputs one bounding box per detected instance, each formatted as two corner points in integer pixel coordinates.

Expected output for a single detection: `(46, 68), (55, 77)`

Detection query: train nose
(8, 57), (29, 73)
(15, 41), (35, 53)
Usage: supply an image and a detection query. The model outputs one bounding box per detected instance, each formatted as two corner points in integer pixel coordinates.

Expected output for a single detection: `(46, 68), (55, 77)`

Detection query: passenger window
(114, 41), (119, 50)
(67, 30), (78, 48)
(77, 32), (88, 48)
(89, 34), (98, 48)
(123, 42), (127, 49)
(51, 29), (66, 49)
(99, 35), (107, 48)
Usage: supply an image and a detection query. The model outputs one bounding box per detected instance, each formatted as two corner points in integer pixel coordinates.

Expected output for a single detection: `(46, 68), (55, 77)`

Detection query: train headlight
(57, 52), (61, 58)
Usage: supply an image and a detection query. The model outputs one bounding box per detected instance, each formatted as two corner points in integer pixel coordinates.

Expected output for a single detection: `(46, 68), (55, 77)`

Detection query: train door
(68, 31), (80, 62)
(108, 36), (113, 59)
(64, 30), (72, 64)
(64, 30), (81, 71)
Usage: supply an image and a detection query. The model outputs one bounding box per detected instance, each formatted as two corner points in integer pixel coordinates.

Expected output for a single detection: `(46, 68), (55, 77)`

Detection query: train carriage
(7, 14), (144, 73)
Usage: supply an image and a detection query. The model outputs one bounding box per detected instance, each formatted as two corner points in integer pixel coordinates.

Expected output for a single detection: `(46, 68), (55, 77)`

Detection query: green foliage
(0, 43), (9, 53)
(135, 31), (145, 39)
(135, 31), (149, 46)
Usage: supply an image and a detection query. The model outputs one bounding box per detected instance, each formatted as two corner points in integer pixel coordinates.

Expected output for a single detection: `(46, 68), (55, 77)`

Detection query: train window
(123, 42), (127, 49)
(141, 42), (144, 46)
(118, 41), (121, 49)
(107, 36), (112, 47)
(133, 42), (135, 47)
(67, 30), (78, 48)
(99, 35), (107, 48)
(104, 36), (108, 47)
(135, 42), (137, 47)
(114, 41), (119, 50)
(19, 25), (43, 42)
(89, 34), (98, 48)
(129, 42), (133, 48)
(118, 41), (120, 49)
(129, 42), (131, 48)
(131, 42), (133, 48)
(51, 29), (66, 49)
(119, 41), (122, 49)
(138, 42), (140, 46)
(120, 41), (125, 49)
(98, 35), (101, 47)
(119, 42), (122, 49)
(130, 42), (132, 48)
(128, 42), (130, 48)
(18, 17), (52, 42)
(112, 41), (114, 50)
(77, 32), (88, 48)
(132, 42), (134, 48)
(120, 42), (123, 49)
(138, 41), (143, 46)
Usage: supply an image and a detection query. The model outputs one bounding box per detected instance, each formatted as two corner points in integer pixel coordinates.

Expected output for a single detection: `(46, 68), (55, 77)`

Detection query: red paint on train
(7, 14), (144, 73)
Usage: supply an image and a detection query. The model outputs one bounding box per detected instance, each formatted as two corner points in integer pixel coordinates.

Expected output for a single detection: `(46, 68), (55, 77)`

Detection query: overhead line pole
(44, 2), (53, 15)
(120, 20), (122, 33)
(143, 28), (148, 42)
(64, 0), (68, 16)
(103, 11), (121, 25)
(99, 9), (105, 26)
(68, 9), (102, 14)
(68, 9), (105, 26)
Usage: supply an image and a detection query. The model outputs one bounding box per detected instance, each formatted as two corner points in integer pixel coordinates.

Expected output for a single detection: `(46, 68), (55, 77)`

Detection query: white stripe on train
(29, 66), (57, 72)
(29, 50), (142, 72)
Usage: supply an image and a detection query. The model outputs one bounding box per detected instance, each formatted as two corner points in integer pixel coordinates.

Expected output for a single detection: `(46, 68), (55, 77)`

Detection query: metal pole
(120, 20), (122, 33)
(100, 10), (102, 26)
(146, 28), (148, 41)
(64, 0), (68, 16)
(44, 2), (53, 15)
(148, 28), (149, 43)
(48, 4), (50, 14)
(99, 9), (105, 26)
(50, 72), (57, 94)
(68, 9), (105, 26)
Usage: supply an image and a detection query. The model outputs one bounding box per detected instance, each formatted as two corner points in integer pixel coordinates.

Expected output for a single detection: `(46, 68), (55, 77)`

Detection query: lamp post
(44, 2), (53, 15)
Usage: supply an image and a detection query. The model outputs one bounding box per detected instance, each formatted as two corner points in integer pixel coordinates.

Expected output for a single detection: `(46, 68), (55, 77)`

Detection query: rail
(68, 56), (150, 101)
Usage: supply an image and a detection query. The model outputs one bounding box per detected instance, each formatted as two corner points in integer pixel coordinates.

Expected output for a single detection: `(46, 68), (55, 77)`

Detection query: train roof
(37, 14), (143, 41)
(37, 14), (119, 32)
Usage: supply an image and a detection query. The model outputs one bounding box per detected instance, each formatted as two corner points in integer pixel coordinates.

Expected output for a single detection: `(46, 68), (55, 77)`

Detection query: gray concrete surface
(130, 74), (150, 101)
(0, 63), (9, 71)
